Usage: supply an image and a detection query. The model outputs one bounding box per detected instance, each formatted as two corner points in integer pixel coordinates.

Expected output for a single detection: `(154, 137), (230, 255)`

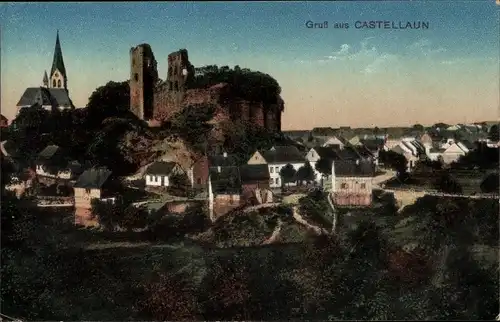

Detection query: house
(247, 145), (306, 188)
(330, 159), (375, 207)
(418, 132), (434, 149)
(391, 143), (419, 172)
(322, 136), (347, 149)
(440, 142), (469, 164)
(35, 145), (67, 178)
(185, 154), (209, 190)
(305, 146), (341, 183)
(446, 124), (462, 131)
(239, 164), (273, 204)
(16, 87), (73, 115)
(360, 138), (385, 166)
(208, 167), (242, 220)
(348, 135), (362, 146)
(73, 167), (115, 226)
(0, 114), (8, 128)
(144, 161), (185, 188)
(208, 152), (240, 170)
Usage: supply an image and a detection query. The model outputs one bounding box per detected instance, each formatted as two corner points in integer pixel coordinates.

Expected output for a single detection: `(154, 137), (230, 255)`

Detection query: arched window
(57, 79), (61, 87)
(52, 79), (56, 87)
(174, 81), (179, 91)
(134, 73), (139, 82)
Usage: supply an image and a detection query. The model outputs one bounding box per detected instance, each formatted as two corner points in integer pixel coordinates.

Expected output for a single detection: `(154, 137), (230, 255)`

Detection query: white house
(322, 136), (346, 149)
(247, 146), (305, 188)
(440, 142), (469, 164)
(305, 146), (339, 183)
(144, 161), (185, 187)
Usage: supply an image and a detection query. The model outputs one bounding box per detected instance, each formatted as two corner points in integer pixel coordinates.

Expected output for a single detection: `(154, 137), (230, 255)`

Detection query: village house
(440, 141), (470, 165)
(208, 152), (240, 170)
(185, 154), (209, 190)
(359, 137), (385, 167)
(144, 161), (185, 188)
(239, 164), (273, 204)
(390, 140), (425, 172)
(35, 145), (67, 178)
(305, 146), (340, 183)
(330, 159), (375, 207)
(208, 166), (242, 221)
(322, 135), (347, 149)
(247, 145), (306, 189)
(73, 167), (116, 226)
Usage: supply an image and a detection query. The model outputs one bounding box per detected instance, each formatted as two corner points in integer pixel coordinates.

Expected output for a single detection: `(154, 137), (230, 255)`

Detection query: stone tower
(130, 44), (158, 120)
(166, 49), (194, 111)
(50, 30), (68, 91)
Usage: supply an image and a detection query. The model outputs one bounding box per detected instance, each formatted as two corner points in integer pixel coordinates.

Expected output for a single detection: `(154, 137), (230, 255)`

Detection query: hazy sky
(1, 1), (498, 130)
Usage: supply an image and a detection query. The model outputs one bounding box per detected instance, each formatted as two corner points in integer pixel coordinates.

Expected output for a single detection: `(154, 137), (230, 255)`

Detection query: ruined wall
(133, 46), (283, 132)
(130, 44), (158, 120)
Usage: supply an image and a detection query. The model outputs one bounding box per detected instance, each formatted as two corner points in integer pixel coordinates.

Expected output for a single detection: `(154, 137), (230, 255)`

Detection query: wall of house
(332, 176), (373, 206)
(191, 156), (209, 189)
(146, 174), (168, 187)
(241, 181), (270, 203)
(268, 162), (304, 188)
(74, 187), (101, 210)
(441, 152), (464, 165)
(74, 208), (99, 227)
(213, 194), (241, 219)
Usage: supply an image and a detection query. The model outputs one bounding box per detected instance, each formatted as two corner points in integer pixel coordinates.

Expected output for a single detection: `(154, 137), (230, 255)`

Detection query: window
(174, 66), (178, 75)
(134, 73), (139, 82)
(270, 167), (274, 173)
(174, 81), (179, 91)
(57, 79), (61, 87)
(169, 68), (172, 76)
(275, 178), (280, 185)
(197, 178), (202, 185)
(270, 178), (274, 185)
(341, 183), (348, 189)
(169, 81), (173, 91)
(276, 167), (279, 172)
(52, 79), (56, 87)
(360, 183), (366, 189)
(85, 188), (91, 194)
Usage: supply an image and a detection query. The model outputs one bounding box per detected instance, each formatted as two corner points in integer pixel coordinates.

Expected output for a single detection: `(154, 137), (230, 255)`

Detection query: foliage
(86, 81), (132, 124)
(378, 150), (408, 180)
(170, 103), (215, 153)
(279, 163), (296, 186)
(453, 142), (499, 169)
(188, 65), (281, 103)
(480, 172), (499, 193)
(315, 157), (332, 176)
(298, 190), (332, 230)
(487, 124), (499, 142)
(412, 123), (424, 131)
(296, 161), (315, 184)
(433, 173), (463, 194)
(90, 199), (148, 231)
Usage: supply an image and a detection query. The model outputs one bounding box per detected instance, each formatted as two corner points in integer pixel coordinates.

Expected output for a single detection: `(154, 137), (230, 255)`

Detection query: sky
(1, 1), (498, 130)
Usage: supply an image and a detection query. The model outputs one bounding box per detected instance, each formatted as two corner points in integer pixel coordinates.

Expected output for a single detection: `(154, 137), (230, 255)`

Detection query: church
(16, 31), (74, 115)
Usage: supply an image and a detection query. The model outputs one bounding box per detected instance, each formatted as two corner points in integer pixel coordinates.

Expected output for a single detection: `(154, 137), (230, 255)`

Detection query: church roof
(50, 31), (66, 78)
(16, 87), (72, 108)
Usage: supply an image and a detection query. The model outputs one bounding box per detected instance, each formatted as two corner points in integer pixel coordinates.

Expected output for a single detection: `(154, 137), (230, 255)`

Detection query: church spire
(50, 30), (67, 80)
(42, 70), (49, 87)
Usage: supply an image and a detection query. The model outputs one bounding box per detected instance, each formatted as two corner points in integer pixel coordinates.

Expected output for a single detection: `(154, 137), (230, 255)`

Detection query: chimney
(223, 152), (227, 158)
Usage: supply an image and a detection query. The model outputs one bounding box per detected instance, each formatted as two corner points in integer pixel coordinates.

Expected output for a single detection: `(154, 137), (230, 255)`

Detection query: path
(242, 202), (281, 213)
(262, 219), (283, 245)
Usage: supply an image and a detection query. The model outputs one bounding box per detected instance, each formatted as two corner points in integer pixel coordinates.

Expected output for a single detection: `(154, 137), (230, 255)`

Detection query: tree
(86, 81), (131, 121)
(487, 124), (499, 142)
(378, 150), (408, 179)
(315, 158), (332, 177)
(480, 173), (499, 193)
(434, 173), (462, 194)
(412, 124), (425, 132)
(279, 163), (296, 187)
(296, 162), (315, 185)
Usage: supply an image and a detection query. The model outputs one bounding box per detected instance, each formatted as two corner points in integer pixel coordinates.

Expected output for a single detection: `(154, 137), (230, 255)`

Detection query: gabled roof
(311, 146), (341, 160)
(209, 166), (241, 194)
(360, 138), (385, 150)
(17, 87), (72, 108)
(336, 145), (364, 161)
(145, 161), (178, 175)
(334, 159), (375, 177)
(74, 167), (112, 189)
(261, 146), (305, 164)
(208, 154), (240, 167)
(239, 164), (270, 183)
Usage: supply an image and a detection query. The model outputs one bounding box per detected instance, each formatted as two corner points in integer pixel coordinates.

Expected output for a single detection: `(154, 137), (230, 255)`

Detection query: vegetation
(378, 150), (408, 180)
(315, 157), (332, 176)
(189, 65), (282, 103)
(279, 163), (296, 187)
(296, 161), (315, 185)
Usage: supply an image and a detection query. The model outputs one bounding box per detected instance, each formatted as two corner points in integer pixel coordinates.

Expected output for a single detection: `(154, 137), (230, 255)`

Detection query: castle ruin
(129, 44), (283, 132)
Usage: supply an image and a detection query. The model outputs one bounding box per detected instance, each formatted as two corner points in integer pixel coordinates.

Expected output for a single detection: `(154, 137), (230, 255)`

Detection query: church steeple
(42, 70), (49, 87)
(49, 30), (67, 90)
